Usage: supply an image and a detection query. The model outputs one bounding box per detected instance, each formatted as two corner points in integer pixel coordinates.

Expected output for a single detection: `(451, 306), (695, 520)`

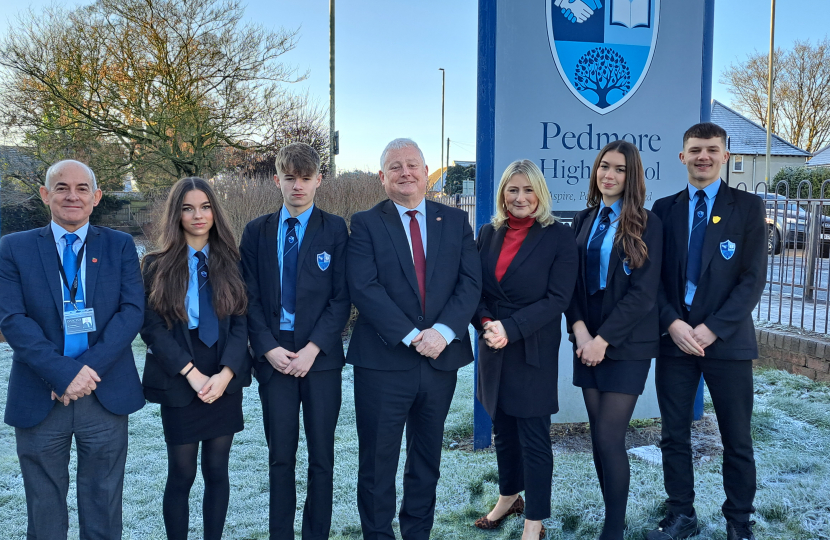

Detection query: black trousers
(491, 407), (553, 520)
(15, 392), (128, 540)
(655, 354), (756, 522)
(258, 333), (342, 540)
(354, 361), (458, 540)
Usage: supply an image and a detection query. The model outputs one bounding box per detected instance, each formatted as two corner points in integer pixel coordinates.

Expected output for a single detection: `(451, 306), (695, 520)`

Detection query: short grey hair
(44, 160), (98, 191)
(380, 138), (426, 170)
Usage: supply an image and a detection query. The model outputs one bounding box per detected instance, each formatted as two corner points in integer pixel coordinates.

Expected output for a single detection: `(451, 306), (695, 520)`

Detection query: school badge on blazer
(720, 240), (736, 260)
(317, 251), (331, 271)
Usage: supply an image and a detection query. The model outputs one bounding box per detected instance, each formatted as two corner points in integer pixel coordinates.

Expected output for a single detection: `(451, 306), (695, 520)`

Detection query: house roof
(0, 146), (41, 179)
(711, 100), (810, 157)
(808, 144), (830, 167)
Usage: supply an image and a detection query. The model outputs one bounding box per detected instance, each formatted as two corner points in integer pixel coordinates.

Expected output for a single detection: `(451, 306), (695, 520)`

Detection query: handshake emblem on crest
(554, 0), (602, 23)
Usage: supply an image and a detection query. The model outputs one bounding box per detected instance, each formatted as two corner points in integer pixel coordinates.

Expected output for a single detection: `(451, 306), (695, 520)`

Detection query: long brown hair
(144, 177), (247, 328)
(587, 141), (649, 269)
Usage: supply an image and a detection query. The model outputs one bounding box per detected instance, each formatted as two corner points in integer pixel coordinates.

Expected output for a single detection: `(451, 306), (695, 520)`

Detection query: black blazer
(240, 206), (350, 383)
(652, 182), (767, 359)
(472, 220), (577, 418)
(140, 255), (252, 407)
(346, 199), (482, 372)
(565, 207), (663, 360)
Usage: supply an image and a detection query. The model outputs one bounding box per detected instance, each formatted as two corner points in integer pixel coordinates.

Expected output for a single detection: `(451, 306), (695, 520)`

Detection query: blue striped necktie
(282, 217), (300, 314)
(686, 190), (708, 286)
(587, 207), (612, 295)
(195, 251), (218, 347)
(62, 233), (88, 358)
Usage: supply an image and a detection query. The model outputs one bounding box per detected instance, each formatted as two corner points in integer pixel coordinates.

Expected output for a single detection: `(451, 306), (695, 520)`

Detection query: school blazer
(652, 182), (767, 360)
(1, 224), (145, 428)
(140, 255), (252, 407)
(346, 199), (482, 372)
(565, 207), (663, 360)
(240, 206), (350, 383)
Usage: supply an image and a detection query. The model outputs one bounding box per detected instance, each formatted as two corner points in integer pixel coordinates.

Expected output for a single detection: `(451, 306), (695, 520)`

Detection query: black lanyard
(56, 239), (87, 309)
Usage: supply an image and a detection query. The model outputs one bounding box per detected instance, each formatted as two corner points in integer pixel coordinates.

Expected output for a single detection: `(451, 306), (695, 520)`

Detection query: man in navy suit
(346, 138), (482, 540)
(646, 123), (767, 540)
(0, 160), (145, 539)
(240, 143), (350, 539)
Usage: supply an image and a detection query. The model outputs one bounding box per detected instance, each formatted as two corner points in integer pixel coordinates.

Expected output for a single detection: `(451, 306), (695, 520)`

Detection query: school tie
(195, 251), (218, 347)
(405, 210), (426, 313)
(587, 207), (612, 295)
(686, 190), (708, 287)
(62, 233), (88, 358)
(282, 217), (300, 315)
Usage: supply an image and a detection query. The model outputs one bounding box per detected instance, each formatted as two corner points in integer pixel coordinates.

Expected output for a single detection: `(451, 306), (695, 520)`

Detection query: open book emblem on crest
(546, 0), (660, 115)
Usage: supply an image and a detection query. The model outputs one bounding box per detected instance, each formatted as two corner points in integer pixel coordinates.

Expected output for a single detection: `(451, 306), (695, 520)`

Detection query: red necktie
(405, 210), (426, 313)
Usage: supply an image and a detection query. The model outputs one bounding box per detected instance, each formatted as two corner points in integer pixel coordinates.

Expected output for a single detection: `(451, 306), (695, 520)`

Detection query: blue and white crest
(317, 251), (331, 271)
(546, 0), (660, 114)
(623, 259), (632, 275)
(720, 240), (736, 260)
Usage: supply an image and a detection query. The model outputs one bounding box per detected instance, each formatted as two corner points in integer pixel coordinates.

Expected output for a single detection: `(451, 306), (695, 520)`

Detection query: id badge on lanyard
(58, 241), (96, 335)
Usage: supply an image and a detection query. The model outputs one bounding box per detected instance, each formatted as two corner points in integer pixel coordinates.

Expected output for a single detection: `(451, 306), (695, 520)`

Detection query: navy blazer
(565, 207), (663, 360)
(652, 182), (767, 359)
(240, 206), (350, 383)
(473, 220), (577, 418)
(0, 224), (145, 428)
(140, 255), (252, 407)
(346, 199), (482, 372)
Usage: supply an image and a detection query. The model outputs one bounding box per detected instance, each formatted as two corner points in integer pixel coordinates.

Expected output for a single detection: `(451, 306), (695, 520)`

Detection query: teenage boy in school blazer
(645, 123), (767, 540)
(240, 143), (350, 540)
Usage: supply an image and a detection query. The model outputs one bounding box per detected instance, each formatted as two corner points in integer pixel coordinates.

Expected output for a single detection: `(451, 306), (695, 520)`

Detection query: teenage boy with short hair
(646, 123), (767, 540)
(240, 143), (349, 540)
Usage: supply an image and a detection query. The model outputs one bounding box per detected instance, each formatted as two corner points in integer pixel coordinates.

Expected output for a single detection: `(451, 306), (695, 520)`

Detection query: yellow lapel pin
(712, 216), (721, 224)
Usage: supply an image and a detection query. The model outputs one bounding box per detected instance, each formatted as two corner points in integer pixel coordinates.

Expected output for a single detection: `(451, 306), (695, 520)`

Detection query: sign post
(474, 0), (715, 448)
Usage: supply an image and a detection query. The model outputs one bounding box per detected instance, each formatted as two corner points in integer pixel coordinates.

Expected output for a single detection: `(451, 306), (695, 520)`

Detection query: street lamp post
(764, 0), (776, 186)
(329, 0), (336, 180)
(439, 68), (445, 192)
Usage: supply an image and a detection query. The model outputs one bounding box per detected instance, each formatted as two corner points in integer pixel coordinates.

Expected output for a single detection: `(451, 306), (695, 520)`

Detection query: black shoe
(644, 510), (700, 540)
(727, 520), (756, 540)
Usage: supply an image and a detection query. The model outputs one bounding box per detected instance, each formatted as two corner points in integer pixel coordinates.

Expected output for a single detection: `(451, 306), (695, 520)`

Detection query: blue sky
(1, 0), (828, 173)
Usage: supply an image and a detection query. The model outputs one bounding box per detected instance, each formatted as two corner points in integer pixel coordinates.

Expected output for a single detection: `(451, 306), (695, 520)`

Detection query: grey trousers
(15, 392), (129, 540)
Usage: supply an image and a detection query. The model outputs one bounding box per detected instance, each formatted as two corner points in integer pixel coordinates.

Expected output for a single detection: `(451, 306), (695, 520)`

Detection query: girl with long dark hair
(141, 177), (251, 540)
(565, 141), (663, 540)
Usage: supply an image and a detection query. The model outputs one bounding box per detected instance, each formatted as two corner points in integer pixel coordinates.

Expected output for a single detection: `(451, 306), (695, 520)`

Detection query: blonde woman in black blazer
(565, 141), (662, 540)
(472, 160), (577, 540)
(141, 177), (251, 540)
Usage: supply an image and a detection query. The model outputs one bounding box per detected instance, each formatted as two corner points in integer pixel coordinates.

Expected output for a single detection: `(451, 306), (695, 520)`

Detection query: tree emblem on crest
(574, 47), (631, 109)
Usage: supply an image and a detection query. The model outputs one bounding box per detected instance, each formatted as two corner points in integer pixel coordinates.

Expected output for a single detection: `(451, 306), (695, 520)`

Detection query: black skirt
(572, 290), (651, 395)
(160, 329), (244, 445)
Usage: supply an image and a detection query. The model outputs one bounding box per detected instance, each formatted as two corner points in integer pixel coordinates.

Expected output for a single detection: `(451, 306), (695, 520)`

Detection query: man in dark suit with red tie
(346, 138), (482, 540)
(646, 123), (767, 540)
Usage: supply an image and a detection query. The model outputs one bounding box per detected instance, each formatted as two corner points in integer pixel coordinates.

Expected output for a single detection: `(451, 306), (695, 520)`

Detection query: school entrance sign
(473, 0), (715, 449)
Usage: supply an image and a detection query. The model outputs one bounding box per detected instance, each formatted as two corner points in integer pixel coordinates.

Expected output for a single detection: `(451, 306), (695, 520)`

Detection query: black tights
(582, 388), (639, 540)
(163, 434), (234, 540)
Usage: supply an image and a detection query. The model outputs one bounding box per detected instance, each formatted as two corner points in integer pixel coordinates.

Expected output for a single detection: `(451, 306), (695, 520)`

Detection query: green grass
(1, 346), (829, 539)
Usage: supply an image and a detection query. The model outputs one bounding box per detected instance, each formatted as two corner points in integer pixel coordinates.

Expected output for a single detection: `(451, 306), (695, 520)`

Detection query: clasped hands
(668, 320), (717, 356)
(482, 320), (508, 350)
(179, 363), (234, 404)
(264, 342), (320, 378)
(50, 364), (100, 406)
(411, 328), (447, 359)
(572, 321), (608, 367)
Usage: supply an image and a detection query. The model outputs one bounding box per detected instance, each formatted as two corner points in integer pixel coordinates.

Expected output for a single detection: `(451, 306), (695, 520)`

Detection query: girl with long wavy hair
(565, 141), (663, 540)
(140, 177), (251, 540)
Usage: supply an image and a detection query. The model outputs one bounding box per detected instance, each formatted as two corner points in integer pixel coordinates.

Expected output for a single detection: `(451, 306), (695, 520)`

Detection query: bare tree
(721, 38), (830, 152)
(0, 0), (307, 189)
